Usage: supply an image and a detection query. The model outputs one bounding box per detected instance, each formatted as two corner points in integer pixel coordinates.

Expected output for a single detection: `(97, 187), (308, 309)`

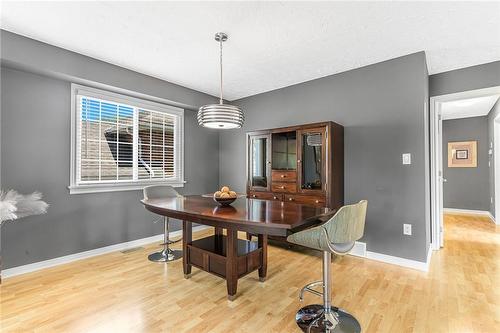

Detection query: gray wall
(1, 32), (220, 269)
(488, 100), (500, 217)
(442, 116), (490, 211)
(429, 61), (500, 97)
(219, 52), (430, 262)
(3, 28), (496, 269)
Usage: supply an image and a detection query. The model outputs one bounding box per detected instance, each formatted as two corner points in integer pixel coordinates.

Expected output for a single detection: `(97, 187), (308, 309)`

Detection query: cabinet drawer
(284, 194), (326, 207)
(271, 170), (297, 182)
(248, 192), (283, 201)
(272, 182), (297, 193)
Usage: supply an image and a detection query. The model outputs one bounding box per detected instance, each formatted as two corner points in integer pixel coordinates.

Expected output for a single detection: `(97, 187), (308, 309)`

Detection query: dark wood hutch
(246, 121), (344, 214)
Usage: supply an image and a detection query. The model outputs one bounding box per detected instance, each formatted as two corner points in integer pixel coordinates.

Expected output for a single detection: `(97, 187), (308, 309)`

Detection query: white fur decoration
(0, 190), (48, 223)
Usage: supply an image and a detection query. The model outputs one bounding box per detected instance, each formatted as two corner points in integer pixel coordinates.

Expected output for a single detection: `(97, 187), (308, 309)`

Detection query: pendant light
(198, 32), (244, 129)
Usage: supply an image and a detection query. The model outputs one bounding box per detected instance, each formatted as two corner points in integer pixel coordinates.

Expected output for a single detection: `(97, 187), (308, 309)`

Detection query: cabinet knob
(273, 196), (278, 200)
(280, 186), (285, 189)
(315, 200), (319, 203)
(252, 195), (256, 198)
(289, 197), (294, 201)
(281, 175), (285, 178)
(297, 160), (301, 163)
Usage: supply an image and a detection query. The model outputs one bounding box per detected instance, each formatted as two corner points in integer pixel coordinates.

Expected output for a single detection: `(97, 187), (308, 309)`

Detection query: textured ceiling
(1, 1), (499, 100)
(441, 95), (500, 120)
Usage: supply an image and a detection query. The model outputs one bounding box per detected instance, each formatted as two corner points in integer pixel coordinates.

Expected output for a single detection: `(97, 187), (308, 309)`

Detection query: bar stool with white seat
(143, 185), (183, 262)
(287, 200), (368, 333)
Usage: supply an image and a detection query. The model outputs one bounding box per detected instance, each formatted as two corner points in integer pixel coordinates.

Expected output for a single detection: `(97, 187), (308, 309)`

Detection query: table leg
(258, 234), (268, 282)
(214, 227), (223, 253)
(226, 229), (238, 301)
(183, 221), (192, 278)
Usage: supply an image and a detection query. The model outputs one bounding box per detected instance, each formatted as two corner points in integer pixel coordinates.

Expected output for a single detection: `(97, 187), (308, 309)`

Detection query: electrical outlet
(403, 223), (412, 236)
(402, 153), (411, 165)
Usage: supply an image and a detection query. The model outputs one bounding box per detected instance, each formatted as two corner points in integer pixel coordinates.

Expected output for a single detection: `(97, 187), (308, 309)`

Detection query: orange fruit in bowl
(220, 192), (230, 198)
(220, 186), (230, 193)
(229, 191), (237, 198)
(214, 191), (222, 198)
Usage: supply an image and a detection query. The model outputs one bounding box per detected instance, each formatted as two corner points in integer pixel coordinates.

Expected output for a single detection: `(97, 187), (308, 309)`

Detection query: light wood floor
(1, 214), (499, 332)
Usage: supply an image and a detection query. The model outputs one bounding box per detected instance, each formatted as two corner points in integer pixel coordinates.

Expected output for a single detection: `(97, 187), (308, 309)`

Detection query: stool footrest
(160, 238), (181, 246)
(299, 281), (324, 301)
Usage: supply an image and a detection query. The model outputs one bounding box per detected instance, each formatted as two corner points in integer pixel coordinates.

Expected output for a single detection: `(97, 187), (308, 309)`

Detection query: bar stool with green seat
(287, 200), (367, 333)
(143, 185), (183, 262)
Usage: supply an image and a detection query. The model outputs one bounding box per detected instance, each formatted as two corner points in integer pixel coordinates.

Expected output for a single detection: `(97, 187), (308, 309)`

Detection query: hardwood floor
(1, 214), (499, 332)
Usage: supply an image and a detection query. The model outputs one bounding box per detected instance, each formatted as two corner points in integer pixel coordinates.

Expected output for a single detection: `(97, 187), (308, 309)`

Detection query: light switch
(402, 153), (411, 165)
(403, 224), (412, 236)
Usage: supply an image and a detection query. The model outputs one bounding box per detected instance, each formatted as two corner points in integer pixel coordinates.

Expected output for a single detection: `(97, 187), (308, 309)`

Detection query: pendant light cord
(219, 37), (224, 104)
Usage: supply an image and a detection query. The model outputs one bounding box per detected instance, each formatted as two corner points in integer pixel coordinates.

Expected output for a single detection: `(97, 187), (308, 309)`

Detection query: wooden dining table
(141, 195), (333, 300)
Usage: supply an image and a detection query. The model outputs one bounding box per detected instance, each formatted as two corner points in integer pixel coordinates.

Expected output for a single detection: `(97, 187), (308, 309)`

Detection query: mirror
(301, 133), (323, 190)
(251, 137), (268, 187)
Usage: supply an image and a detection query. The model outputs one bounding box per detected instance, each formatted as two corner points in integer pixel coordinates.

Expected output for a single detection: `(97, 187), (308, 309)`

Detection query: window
(70, 84), (184, 194)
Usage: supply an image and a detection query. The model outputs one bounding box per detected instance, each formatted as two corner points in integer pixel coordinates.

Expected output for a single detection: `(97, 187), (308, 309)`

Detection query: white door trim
(495, 115), (500, 224)
(430, 86), (500, 249)
(430, 95), (442, 250)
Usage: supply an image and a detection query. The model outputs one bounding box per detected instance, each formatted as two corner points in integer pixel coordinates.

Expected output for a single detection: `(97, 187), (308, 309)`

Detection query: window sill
(68, 181), (186, 195)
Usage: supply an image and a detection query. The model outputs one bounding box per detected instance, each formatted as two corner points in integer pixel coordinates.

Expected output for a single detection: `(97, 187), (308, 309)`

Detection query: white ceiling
(441, 95), (500, 120)
(1, 1), (499, 101)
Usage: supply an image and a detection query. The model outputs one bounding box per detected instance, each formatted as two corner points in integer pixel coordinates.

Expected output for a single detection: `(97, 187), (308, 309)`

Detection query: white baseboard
(348, 241), (367, 257)
(349, 242), (432, 272)
(2, 225), (210, 279)
(4, 229), (434, 278)
(444, 208), (496, 224)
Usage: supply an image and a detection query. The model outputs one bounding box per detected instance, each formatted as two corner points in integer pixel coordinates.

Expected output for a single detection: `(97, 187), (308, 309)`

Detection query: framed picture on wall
(448, 141), (477, 168)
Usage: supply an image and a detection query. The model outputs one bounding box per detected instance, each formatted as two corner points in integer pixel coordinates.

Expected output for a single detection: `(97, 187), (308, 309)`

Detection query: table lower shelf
(187, 235), (263, 279)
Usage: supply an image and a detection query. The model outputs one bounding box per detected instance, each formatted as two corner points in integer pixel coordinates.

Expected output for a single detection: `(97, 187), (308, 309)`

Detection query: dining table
(141, 194), (333, 300)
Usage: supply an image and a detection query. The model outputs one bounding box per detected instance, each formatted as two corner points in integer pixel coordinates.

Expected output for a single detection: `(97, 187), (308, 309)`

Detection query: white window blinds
(137, 108), (176, 180)
(70, 84), (184, 193)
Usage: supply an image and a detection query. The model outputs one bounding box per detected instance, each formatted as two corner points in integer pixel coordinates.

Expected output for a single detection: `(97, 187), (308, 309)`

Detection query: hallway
(429, 213), (500, 332)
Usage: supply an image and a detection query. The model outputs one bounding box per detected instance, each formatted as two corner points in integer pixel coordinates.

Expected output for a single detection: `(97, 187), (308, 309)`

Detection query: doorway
(430, 86), (500, 250)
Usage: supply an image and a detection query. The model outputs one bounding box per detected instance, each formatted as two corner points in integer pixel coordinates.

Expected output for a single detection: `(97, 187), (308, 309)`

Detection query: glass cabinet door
(298, 128), (326, 192)
(248, 134), (270, 190)
(272, 131), (297, 170)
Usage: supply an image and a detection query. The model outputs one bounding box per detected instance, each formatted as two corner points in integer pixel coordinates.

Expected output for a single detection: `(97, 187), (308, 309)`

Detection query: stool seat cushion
(287, 200), (367, 254)
(143, 185), (181, 200)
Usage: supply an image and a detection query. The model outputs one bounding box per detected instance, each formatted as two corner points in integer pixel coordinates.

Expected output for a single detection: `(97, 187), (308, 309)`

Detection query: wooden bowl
(202, 193), (244, 207)
(213, 196), (237, 207)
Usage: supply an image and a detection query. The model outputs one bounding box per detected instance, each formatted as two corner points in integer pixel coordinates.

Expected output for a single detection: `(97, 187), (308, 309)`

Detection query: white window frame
(69, 83), (185, 194)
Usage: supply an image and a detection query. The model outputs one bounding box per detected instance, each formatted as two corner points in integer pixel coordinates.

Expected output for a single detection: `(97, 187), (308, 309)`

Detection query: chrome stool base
(296, 304), (361, 333)
(148, 248), (182, 262)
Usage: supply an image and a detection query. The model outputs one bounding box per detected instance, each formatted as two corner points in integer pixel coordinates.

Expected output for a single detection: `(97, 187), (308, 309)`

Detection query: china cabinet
(247, 121), (344, 211)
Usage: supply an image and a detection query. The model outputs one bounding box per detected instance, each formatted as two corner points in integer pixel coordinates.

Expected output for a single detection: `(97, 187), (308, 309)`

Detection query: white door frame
(430, 96), (444, 250)
(430, 86), (500, 250)
(495, 115), (500, 224)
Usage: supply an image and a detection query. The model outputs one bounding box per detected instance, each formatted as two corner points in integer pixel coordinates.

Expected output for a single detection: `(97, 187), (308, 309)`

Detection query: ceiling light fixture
(198, 32), (244, 129)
